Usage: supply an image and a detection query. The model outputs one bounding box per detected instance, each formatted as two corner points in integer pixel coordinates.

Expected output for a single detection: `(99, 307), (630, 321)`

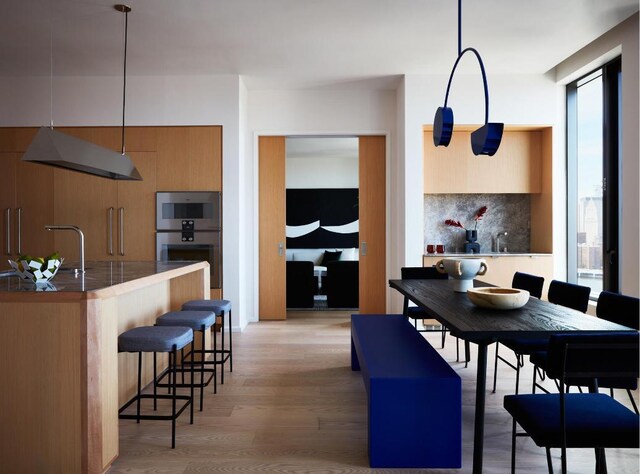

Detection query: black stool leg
(171, 346), (177, 449)
(136, 352), (142, 423)
(190, 344), (195, 424)
(153, 352), (157, 411)
(228, 309), (233, 372)
(221, 311), (225, 384)
(181, 347), (185, 385)
(200, 326), (205, 411)
(213, 322), (218, 393)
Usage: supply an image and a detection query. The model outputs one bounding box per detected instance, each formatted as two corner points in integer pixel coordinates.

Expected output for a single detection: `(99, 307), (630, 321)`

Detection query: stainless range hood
(22, 127), (142, 181)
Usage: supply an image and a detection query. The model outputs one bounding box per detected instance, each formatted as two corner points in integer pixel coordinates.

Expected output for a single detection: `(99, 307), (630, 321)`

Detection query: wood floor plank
(110, 313), (640, 473)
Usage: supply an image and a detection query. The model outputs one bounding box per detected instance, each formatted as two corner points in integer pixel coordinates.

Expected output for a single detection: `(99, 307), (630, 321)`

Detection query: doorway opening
(285, 137), (360, 312)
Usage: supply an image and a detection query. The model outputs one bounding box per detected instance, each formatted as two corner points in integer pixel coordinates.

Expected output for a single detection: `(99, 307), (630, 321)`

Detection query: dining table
(389, 278), (637, 474)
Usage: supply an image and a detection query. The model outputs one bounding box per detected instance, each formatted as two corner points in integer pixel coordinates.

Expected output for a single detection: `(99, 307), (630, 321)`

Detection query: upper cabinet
(156, 126), (222, 191)
(423, 126), (552, 194)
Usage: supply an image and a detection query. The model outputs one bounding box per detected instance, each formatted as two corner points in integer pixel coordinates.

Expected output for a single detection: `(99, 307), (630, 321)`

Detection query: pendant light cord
(121, 9), (128, 155)
(49, 9), (54, 129)
(457, 0), (462, 57)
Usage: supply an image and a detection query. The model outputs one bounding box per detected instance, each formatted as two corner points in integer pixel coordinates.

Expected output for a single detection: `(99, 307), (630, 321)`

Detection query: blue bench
(351, 314), (462, 468)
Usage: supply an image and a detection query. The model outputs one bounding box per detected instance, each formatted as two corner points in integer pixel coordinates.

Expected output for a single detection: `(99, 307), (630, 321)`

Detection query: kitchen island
(0, 260), (210, 473)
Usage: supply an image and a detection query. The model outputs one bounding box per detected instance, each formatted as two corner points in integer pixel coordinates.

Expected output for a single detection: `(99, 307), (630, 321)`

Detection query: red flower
(445, 219), (465, 229)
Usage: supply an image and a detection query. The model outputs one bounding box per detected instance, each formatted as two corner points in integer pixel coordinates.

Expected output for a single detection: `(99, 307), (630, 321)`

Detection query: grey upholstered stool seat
(155, 310), (218, 410)
(156, 311), (216, 331)
(182, 299), (231, 313)
(118, 325), (193, 353)
(181, 299), (233, 384)
(118, 325), (194, 449)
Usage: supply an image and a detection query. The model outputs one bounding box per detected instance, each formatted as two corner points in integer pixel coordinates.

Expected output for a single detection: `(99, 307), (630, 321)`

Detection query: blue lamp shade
(433, 107), (454, 147)
(470, 122), (504, 156)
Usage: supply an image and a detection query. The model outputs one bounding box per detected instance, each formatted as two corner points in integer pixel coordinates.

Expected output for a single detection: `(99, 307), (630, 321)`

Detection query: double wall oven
(156, 192), (221, 288)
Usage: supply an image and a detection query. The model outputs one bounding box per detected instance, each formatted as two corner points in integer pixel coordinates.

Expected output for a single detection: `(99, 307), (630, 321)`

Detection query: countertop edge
(88, 261), (210, 299)
(423, 253), (553, 258)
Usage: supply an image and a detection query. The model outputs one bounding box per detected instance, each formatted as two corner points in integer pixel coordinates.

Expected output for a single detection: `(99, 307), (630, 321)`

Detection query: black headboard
(286, 188), (359, 249)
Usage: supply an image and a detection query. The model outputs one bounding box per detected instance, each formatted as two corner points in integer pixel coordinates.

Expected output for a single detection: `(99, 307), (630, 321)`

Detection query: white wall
(286, 156), (358, 188)
(553, 13), (639, 296)
(0, 74), (248, 331)
(248, 88), (396, 321)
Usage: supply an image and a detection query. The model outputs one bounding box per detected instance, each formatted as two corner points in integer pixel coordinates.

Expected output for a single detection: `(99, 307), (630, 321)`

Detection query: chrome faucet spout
(45, 225), (85, 273)
(495, 231), (508, 253)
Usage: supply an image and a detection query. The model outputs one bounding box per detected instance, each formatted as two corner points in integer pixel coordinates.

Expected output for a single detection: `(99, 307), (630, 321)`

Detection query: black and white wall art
(286, 188), (359, 248)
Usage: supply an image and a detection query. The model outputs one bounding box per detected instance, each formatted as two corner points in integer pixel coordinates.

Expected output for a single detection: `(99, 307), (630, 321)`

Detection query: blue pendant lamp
(433, 0), (503, 156)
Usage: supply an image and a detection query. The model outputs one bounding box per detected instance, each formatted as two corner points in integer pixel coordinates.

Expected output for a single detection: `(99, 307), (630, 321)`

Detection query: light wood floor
(110, 312), (639, 473)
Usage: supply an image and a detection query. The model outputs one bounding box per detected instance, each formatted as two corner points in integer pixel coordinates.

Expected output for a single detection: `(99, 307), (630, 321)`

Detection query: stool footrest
(119, 394), (191, 421)
(155, 366), (215, 389)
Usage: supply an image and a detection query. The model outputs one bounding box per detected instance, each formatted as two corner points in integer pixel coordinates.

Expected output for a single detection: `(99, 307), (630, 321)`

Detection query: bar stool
(118, 325), (194, 448)
(181, 299), (233, 384)
(155, 310), (217, 411)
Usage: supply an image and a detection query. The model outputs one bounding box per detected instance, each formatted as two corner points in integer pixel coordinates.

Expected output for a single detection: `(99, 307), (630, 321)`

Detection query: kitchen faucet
(496, 231), (508, 253)
(45, 225), (85, 273)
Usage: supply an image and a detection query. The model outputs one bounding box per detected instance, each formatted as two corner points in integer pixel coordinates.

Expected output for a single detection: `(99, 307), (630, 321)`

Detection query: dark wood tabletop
(389, 279), (635, 342)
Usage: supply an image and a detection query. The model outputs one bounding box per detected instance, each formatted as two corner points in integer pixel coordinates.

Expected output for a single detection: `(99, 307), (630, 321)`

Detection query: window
(567, 58), (621, 298)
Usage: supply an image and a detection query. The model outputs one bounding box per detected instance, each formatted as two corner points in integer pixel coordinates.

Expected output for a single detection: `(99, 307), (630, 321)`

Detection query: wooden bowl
(467, 287), (529, 310)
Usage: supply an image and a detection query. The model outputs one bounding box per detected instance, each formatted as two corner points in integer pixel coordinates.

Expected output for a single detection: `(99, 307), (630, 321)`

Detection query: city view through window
(575, 70), (603, 297)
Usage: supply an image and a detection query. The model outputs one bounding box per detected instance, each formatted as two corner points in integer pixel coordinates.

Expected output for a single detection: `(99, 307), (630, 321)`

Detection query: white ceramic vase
(435, 257), (488, 292)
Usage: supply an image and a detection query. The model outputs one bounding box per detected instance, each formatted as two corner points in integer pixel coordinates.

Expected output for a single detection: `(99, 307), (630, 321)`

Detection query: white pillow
(339, 248), (356, 261)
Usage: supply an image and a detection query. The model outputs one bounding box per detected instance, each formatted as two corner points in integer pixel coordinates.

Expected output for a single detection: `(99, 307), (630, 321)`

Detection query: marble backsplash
(424, 194), (531, 253)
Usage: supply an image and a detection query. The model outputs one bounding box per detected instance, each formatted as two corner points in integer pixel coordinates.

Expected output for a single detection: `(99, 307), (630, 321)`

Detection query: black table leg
(473, 342), (489, 474)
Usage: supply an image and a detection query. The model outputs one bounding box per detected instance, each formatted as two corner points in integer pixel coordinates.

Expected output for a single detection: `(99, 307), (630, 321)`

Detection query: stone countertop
(0, 260), (205, 292)
(423, 253), (552, 258)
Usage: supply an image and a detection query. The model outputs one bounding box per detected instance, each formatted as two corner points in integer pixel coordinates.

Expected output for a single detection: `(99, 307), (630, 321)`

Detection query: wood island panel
(0, 262), (209, 473)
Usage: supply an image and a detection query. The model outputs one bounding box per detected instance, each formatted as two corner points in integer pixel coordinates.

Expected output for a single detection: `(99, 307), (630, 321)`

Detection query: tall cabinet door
(53, 169), (117, 263)
(15, 160), (54, 258)
(116, 152), (157, 261)
(0, 153), (17, 269)
(258, 136), (287, 320)
(359, 136), (386, 313)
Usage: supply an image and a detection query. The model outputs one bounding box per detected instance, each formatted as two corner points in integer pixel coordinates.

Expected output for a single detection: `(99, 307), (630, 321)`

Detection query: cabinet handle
(16, 208), (22, 255)
(119, 207), (125, 256)
(5, 208), (11, 255)
(278, 242), (284, 256)
(361, 241), (367, 256)
(108, 207), (114, 256)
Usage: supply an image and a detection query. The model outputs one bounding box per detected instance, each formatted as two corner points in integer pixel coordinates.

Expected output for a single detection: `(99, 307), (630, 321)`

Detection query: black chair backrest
(401, 266), (448, 280)
(547, 280), (591, 313)
(545, 333), (639, 385)
(511, 272), (544, 299)
(596, 291), (640, 330)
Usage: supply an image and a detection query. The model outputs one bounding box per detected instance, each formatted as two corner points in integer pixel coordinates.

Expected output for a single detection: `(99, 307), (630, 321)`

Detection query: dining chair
(400, 266), (471, 366)
(504, 333), (639, 474)
(531, 291), (640, 413)
(401, 266), (448, 344)
(530, 280), (591, 393)
(492, 272), (545, 394)
(547, 280), (591, 313)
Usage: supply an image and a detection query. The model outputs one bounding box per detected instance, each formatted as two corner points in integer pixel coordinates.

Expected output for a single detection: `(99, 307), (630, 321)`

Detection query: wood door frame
(254, 131), (391, 320)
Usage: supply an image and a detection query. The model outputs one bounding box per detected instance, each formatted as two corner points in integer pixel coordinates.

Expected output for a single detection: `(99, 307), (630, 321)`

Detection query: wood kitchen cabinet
(156, 126), (222, 191)
(52, 152), (157, 263)
(423, 126), (552, 194)
(0, 152), (54, 270)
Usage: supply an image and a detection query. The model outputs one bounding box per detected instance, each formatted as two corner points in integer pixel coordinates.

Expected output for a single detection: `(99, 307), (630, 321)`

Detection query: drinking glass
(436, 244), (446, 254)
(426, 244), (436, 254)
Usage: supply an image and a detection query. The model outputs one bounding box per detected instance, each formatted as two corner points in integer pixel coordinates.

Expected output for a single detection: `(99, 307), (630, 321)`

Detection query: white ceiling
(1, 0), (637, 89)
